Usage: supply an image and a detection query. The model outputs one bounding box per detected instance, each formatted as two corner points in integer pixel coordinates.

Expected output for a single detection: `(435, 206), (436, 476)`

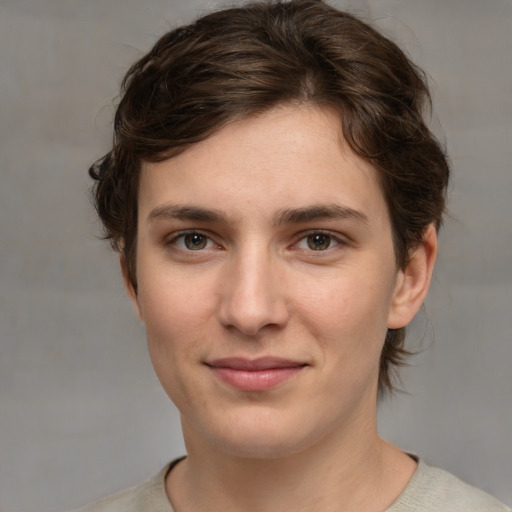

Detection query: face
(127, 106), (430, 459)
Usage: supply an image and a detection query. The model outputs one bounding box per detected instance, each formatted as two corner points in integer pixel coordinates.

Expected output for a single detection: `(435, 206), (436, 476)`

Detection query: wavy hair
(90, 0), (450, 394)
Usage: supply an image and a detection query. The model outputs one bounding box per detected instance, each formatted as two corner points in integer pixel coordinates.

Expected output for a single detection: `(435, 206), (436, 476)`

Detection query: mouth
(205, 357), (308, 391)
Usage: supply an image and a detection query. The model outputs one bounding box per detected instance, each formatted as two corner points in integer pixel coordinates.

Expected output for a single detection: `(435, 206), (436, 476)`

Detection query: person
(81, 0), (510, 510)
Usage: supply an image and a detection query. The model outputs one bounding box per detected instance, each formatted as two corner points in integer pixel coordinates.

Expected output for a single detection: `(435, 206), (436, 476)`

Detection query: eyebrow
(147, 203), (368, 226)
(147, 205), (228, 224)
(273, 204), (368, 226)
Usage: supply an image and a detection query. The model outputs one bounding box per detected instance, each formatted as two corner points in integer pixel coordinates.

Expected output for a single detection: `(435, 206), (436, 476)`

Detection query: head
(90, 0), (449, 395)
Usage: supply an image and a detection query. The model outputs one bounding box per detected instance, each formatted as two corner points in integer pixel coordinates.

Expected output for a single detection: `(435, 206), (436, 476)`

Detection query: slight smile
(205, 357), (309, 391)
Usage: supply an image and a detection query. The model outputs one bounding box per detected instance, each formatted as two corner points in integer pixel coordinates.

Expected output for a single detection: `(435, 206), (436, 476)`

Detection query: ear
(120, 253), (144, 322)
(387, 224), (438, 329)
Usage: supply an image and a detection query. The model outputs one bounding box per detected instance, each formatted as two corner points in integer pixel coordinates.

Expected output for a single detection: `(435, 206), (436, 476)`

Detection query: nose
(217, 246), (290, 336)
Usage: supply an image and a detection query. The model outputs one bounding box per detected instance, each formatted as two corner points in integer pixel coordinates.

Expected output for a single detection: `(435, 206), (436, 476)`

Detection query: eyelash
(292, 230), (346, 252)
(165, 229), (347, 254)
(165, 230), (219, 252)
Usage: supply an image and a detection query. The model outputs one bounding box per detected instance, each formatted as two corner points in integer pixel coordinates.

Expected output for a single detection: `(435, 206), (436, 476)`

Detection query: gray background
(1, 0), (511, 510)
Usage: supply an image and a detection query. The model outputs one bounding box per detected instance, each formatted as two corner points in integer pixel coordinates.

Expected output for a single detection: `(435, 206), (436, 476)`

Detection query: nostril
(217, 289), (289, 336)
(216, 253), (289, 335)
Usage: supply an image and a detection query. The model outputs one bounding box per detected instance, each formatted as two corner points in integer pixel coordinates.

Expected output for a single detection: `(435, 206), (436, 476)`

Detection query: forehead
(138, 106), (388, 227)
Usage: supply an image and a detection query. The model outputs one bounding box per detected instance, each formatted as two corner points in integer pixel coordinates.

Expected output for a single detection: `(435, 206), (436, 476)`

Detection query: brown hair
(89, 0), (450, 395)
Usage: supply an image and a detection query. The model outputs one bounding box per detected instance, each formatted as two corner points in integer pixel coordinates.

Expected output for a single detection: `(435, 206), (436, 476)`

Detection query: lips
(206, 357), (307, 391)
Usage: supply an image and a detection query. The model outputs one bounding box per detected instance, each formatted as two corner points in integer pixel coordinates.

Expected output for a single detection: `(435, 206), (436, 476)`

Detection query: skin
(123, 106), (437, 512)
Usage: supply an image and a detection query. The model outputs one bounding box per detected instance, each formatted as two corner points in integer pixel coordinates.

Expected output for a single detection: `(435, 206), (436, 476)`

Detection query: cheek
(294, 271), (394, 395)
(135, 270), (217, 390)
(137, 262), (218, 332)
(141, 295), (209, 363)
(142, 301), (207, 411)
(296, 272), (392, 343)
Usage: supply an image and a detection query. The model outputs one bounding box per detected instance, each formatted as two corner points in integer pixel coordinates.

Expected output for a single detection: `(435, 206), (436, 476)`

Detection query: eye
(306, 233), (333, 250)
(295, 231), (342, 251)
(171, 231), (215, 251)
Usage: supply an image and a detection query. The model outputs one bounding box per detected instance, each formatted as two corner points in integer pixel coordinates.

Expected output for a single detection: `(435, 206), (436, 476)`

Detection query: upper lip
(206, 357), (308, 370)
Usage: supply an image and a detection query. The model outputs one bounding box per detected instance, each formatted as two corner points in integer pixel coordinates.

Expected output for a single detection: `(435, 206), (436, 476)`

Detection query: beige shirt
(78, 458), (510, 512)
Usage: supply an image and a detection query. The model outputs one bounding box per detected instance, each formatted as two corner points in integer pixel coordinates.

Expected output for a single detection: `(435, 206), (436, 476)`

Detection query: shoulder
(388, 459), (510, 512)
(74, 463), (175, 512)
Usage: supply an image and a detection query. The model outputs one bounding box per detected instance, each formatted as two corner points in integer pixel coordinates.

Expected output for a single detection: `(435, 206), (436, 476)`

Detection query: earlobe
(387, 224), (438, 329)
(120, 253), (144, 322)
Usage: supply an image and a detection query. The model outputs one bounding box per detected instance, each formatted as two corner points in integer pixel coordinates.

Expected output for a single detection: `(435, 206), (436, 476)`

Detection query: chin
(193, 410), (324, 460)
(212, 434), (312, 460)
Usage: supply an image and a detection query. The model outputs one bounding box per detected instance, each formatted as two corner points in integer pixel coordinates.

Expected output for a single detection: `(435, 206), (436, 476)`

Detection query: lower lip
(209, 366), (304, 391)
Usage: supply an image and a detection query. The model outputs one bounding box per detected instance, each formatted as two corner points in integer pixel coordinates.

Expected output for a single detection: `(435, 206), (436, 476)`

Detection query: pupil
(308, 234), (330, 250)
(185, 233), (207, 250)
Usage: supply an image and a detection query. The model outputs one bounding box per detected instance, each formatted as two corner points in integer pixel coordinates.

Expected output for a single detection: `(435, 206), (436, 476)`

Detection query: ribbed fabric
(78, 457), (510, 511)
(386, 459), (510, 512)
(76, 460), (179, 512)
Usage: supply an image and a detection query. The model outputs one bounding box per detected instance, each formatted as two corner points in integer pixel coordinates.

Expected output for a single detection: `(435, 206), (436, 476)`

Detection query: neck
(167, 414), (416, 512)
